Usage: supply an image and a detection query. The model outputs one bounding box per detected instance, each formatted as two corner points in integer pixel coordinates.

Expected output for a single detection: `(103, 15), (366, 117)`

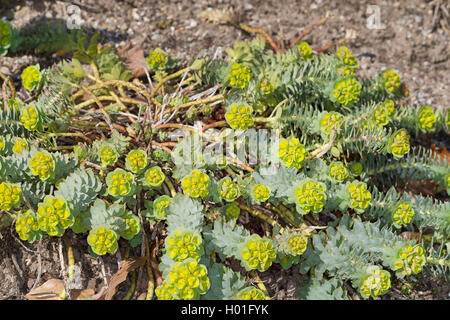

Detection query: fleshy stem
(164, 177), (177, 197)
(235, 202), (283, 230)
(250, 271), (270, 299)
(123, 246), (136, 300)
(143, 230), (155, 300)
(63, 234), (75, 282)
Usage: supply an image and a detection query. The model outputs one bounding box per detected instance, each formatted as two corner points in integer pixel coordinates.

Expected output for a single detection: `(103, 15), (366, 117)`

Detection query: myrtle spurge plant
(296, 41), (313, 60)
(416, 106), (437, 132)
(345, 181), (371, 213)
(358, 266), (391, 299)
(98, 144), (118, 167)
(218, 177), (240, 202)
(21, 65), (41, 91)
(388, 129), (410, 159)
(319, 111), (344, 134)
(328, 161), (348, 182)
(392, 201), (415, 228)
(0, 19), (11, 56)
(234, 287), (266, 300)
(37, 196), (73, 237)
(166, 228), (204, 262)
(292, 179), (327, 214)
(106, 168), (135, 197)
(12, 137), (28, 154)
(20, 105), (40, 131)
(87, 226), (119, 255)
(224, 102), (254, 130)
(125, 148), (148, 173)
(0, 19), (448, 301)
(143, 166), (165, 188)
(15, 211), (42, 242)
(251, 183), (270, 202)
(391, 244), (426, 277)
(331, 77), (361, 107)
(155, 259), (210, 300)
(152, 195), (172, 220)
(181, 170), (210, 198)
(223, 203), (240, 221)
(382, 68), (401, 93)
(146, 48), (168, 70)
(239, 234), (276, 272)
(0, 182), (22, 210)
(29, 151), (55, 180)
(278, 138), (307, 170)
(228, 63), (251, 89)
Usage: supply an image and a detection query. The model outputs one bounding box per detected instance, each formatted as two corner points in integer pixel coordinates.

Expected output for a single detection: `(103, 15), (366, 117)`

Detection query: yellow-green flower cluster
(153, 195), (172, 220)
(98, 144), (118, 166)
(373, 104), (390, 127)
(146, 48), (168, 70)
(20, 105), (40, 131)
(15, 211), (41, 242)
(382, 68), (401, 93)
(337, 46), (358, 67)
(384, 99), (396, 116)
(235, 287), (266, 300)
(228, 63), (251, 89)
(218, 177), (240, 202)
(0, 19), (11, 54)
(106, 168), (135, 197)
(121, 214), (140, 240)
(166, 229), (203, 262)
(11, 138), (27, 154)
(319, 111), (344, 133)
(332, 78), (361, 107)
(155, 259), (210, 300)
(294, 180), (327, 214)
(239, 234), (276, 272)
(286, 234), (308, 256)
(278, 138), (307, 170)
(225, 103), (254, 130)
(36, 197), (73, 236)
(181, 170), (210, 198)
(359, 266), (391, 299)
(347, 181), (371, 213)
(0, 182), (22, 210)
(0, 136), (5, 153)
(252, 183), (271, 202)
(297, 41), (313, 59)
(329, 161), (348, 182)
(416, 106), (437, 132)
(388, 129), (410, 159)
(21, 65), (41, 91)
(337, 46), (358, 76)
(87, 227), (119, 255)
(125, 149), (148, 173)
(393, 244), (426, 277)
(144, 166), (165, 187)
(392, 201), (415, 228)
(223, 203), (240, 221)
(29, 151), (55, 180)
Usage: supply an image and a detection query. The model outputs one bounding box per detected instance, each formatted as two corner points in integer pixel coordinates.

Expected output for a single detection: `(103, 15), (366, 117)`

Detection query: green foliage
(1, 24), (448, 301)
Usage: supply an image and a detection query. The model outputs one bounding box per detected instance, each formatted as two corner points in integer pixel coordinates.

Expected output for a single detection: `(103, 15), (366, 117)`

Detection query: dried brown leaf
(24, 279), (65, 300)
(118, 44), (147, 78)
(104, 256), (146, 300)
(72, 288), (96, 300)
